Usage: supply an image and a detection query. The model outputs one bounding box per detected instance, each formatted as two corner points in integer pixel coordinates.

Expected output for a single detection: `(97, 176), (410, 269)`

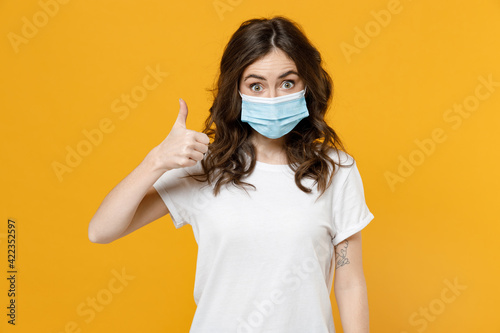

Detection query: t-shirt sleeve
(331, 160), (374, 246)
(152, 163), (200, 229)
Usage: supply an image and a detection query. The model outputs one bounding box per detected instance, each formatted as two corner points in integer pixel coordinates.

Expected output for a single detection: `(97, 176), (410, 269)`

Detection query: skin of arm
(88, 98), (210, 244)
(87, 149), (169, 244)
(333, 231), (370, 333)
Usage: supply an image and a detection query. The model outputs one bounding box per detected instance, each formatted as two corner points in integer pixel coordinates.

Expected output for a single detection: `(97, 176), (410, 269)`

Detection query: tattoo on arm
(335, 240), (350, 269)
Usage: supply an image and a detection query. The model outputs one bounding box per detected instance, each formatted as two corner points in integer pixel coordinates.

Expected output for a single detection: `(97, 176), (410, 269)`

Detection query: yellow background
(1, 0), (499, 332)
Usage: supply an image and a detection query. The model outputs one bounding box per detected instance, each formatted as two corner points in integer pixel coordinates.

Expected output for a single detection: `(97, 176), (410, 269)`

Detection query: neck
(250, 131), (287, 163)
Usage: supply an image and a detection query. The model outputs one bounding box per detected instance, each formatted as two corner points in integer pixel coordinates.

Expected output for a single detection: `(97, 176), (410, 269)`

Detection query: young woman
(89, 16), (374, 333)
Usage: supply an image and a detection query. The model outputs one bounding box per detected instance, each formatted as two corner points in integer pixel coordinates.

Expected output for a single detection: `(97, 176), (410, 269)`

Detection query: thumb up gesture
(149, 98), (210, 172)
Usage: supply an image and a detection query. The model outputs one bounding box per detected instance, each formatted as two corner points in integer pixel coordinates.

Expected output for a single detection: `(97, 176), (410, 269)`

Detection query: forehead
(242, 49), (297, 76)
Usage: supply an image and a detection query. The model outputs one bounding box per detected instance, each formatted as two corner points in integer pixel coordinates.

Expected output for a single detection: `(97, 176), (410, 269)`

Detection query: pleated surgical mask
(238, 87), (309, 139)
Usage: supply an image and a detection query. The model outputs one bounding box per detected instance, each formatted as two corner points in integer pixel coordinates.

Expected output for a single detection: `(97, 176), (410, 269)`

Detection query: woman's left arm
(333, 231), (370, 333)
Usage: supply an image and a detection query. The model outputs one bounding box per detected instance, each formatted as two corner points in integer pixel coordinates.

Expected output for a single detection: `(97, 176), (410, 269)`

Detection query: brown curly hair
(186, 15), (354, 198)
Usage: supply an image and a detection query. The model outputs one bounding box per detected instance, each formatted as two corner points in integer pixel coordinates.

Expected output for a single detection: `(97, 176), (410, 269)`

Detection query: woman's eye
(250, 84), (262, 92)
(282, 80), (295, 89)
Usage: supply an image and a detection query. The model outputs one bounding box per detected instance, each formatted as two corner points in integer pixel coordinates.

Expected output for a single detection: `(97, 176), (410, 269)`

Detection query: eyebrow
(243, 70), (299, 82)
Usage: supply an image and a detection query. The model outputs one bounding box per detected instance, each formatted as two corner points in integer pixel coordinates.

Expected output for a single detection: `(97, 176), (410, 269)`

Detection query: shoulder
(184, 159), (204, 175)
(323, 147), (357, 190)
(154, 159), (205, 189)
(325, 147), (354, 166)
(325, 147), (356, 177)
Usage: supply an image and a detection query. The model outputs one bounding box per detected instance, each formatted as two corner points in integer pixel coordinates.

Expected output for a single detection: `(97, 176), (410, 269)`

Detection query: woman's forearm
(88, 98), (210, 244)
(334, 282), (370, 333)
(88, 149), (167, 243)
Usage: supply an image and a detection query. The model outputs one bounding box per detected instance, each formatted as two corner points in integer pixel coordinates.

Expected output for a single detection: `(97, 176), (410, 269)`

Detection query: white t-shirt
(153, 148), (374, 333)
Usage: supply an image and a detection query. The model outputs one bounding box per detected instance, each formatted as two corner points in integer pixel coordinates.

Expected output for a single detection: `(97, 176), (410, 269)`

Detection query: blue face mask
(239, 87), (309, 139)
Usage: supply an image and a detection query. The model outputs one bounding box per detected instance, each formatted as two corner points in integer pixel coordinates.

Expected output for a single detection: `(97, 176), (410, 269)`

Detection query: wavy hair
(186, 16), (354, 198)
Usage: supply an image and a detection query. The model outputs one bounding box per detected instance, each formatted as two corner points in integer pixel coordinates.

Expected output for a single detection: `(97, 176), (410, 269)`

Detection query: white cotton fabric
(153, 148), (374, 333)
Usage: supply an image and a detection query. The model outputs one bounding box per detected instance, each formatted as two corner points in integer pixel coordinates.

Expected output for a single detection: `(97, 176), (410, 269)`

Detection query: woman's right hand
(89, 98), (209, 244)
(148, 98), (210, 172)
